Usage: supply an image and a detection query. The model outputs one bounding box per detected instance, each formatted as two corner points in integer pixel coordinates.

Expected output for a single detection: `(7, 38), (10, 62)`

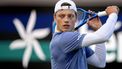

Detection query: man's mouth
(63, 25), (70, 29)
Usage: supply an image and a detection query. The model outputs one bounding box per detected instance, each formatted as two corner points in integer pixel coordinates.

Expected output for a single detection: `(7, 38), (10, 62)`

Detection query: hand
(105, 6), (119, 15)
(87, 10), (102, 31)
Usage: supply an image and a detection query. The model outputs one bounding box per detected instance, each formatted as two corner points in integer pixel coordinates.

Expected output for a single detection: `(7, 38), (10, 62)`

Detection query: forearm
(87, 43), (106, 68)
(82, 13), (118, 47)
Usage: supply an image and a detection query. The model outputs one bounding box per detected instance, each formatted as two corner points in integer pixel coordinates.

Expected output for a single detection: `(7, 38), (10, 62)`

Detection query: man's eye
(68, 14), (74, 18)
(59, 15), (65, 18)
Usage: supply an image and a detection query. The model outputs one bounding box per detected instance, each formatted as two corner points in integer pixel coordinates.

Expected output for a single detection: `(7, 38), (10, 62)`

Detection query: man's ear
(53, 13), (56, 22)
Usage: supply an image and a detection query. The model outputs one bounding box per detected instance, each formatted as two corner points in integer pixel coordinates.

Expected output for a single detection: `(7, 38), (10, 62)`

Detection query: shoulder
(61, 32), (80, 39)
(52, 32), (80, 39)
(51, 32), (86, 44)
(60, 32), (85, 45)
(50, 32), (81, 45)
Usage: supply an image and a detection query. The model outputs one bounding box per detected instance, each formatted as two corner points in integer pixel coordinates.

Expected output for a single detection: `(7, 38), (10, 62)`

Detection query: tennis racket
(74, 8), (107, 30)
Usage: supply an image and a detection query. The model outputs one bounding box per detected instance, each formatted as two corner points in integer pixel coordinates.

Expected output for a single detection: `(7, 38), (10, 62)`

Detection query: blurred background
(0, 0), (122, 69)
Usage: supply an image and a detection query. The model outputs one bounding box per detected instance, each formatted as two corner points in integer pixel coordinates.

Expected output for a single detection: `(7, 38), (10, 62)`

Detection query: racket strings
(75, 8), (98, 30)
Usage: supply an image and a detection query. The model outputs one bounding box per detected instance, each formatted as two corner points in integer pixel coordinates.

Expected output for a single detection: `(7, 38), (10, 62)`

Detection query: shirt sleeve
(86, 43), (106, 68)
(60, 32), (85, 53)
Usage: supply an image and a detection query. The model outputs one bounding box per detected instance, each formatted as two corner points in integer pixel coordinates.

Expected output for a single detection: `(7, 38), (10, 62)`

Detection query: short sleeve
(85, 47), (94, 58)
(60, 32), (85, 53)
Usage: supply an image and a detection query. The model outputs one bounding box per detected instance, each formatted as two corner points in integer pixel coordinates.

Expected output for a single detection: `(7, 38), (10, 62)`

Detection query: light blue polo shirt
(50, 32), (94, 69)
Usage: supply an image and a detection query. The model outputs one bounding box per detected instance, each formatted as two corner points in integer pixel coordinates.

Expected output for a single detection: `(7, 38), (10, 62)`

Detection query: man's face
(54, 9), (77, 32)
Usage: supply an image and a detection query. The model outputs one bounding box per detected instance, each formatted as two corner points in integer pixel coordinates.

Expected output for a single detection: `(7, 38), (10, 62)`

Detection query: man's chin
(62, 29), (72, 32)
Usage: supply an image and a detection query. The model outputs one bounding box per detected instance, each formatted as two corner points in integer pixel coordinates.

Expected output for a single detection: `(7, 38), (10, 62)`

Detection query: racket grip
(97, 11), (107, 17)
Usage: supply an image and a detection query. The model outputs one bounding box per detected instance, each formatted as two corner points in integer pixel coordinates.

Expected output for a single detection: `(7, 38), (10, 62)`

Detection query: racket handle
(97, 11), (107, 17)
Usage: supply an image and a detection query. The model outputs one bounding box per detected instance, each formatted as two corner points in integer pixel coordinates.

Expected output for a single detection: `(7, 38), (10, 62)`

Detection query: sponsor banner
(0, 7), (53, 68)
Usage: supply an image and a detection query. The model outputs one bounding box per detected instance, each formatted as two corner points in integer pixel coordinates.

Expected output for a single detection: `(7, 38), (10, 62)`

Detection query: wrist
(109, 12), (118, 16)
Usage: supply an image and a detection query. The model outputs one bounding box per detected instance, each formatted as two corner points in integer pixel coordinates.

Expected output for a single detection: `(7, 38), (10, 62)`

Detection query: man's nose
(64, 16), (70, 23)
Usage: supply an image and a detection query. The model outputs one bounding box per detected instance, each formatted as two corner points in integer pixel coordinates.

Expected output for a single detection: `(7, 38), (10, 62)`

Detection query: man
(49, 0), (119, 69)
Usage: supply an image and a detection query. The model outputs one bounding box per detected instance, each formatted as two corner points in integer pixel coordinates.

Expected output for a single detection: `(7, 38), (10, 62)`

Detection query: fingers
(87, 10), (96, 19)
(105, 6), (119, 15)
(86, 10), (102, 31)
(87, 10), (99, 20)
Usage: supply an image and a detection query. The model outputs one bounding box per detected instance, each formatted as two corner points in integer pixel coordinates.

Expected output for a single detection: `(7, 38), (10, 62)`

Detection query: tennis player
(49, 0), (119, 69)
